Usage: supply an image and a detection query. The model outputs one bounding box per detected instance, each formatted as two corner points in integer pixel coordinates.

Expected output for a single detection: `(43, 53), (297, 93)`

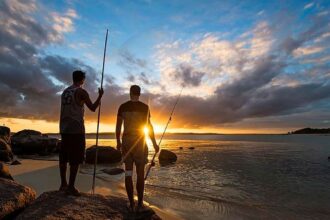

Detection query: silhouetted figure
(59, 70), (103, 196)
(116, 85), (159, 212)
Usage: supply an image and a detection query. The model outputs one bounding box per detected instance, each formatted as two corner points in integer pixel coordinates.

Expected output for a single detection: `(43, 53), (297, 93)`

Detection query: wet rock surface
(16, 191), (161, 220)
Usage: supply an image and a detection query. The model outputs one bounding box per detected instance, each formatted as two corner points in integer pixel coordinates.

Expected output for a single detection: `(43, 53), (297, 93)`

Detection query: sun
(143, 126), (149, 136)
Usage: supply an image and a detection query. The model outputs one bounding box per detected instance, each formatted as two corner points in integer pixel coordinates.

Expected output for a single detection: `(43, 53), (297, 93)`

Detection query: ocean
(84, 134), (330, 220)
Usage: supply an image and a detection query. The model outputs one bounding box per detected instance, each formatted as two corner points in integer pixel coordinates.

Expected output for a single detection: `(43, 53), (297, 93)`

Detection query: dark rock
(0, 126), (13, 162)
(12, 130), (42, 137)
(179, 147), (183, 150)
(0, 139), (14, 162)
(16, 191), (161, 220)
(158, 149), (177, 163)
(0, 126), (10, 138)
(11, 159), (21, 165)
(85, 146), (122, 164)
(291, 127), (330, 134)
(0, 162), (13, 180)
(0, 178), (36, 219)
(102, 168), (125, 175)
(11, 129), (59, 155)
(188, 147), (195, 150)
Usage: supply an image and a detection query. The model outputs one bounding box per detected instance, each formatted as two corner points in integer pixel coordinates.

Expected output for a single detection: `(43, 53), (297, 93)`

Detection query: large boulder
(85, 146), (122, 164)
(0, 178), (36, 219)
(0, 138), (13, 162)
(0, 162), (13, 180)
(0, 126), (11, 143)
(0, 126), (13, 162)
(11, 129), (60, 155)
(16, 191), (161, 220)
(158, 149), (177, 164)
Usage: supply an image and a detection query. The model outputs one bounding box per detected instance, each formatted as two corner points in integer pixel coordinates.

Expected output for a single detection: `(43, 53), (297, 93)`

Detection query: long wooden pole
(92, 29), (108, 194)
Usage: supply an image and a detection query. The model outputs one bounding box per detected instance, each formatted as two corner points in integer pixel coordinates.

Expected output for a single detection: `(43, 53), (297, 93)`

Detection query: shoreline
(8, 159), (182, 220)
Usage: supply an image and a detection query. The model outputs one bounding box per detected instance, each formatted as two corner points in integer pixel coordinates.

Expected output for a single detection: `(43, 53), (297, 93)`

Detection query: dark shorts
(60, 134), (86, 165)
(122, 135), (148, 166)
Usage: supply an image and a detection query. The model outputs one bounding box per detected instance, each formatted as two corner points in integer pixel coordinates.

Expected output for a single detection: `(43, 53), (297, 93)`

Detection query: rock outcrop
(158, 149), (177, 164)
(16, 191), (161, 220)
(0, 178), (36, 219)
(85, 146), (122, 164)
(0, 162), (13, 180)
(0, 126), (13, 162)
(11, 129), (59, 155)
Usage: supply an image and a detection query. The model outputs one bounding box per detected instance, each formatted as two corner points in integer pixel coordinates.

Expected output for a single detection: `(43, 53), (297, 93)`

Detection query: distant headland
(288, 127), (330, 134)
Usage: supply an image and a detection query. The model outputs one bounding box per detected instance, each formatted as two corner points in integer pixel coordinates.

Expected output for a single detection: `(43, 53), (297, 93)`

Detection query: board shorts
(122, 135), (148, 166)
(59, 134), (86, 165)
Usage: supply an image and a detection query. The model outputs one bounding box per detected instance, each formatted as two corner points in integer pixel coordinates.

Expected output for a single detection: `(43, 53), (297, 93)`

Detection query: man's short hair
(130, 85), (141, 96)
(72, 70), (86, 83)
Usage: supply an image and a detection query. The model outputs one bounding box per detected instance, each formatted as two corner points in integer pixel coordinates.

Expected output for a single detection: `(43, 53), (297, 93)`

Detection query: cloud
(154, 22), (274, 96)
(279, 16), (329, 55)
(49, 9), (78, 41)
(151, 15), (330, 127)
(126, 72), (152, 85)
(173, 64), (205, 87)
(304, 2), (314, 10)
(118, 49), (147, 69)
(293, 46), (324, 57)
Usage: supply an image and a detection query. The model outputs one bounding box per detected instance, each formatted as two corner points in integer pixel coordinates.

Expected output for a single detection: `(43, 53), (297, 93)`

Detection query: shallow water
(85, 134), (330, 219)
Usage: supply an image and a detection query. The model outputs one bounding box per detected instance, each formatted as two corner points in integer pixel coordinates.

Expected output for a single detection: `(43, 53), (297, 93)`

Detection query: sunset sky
(0, 0), (330, 134)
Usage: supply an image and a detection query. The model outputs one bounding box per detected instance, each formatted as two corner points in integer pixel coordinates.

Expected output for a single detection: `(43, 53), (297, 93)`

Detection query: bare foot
(59, 183), (68, 191)
(136, 204), (151, 213)
(66, 186), (81, 196)
(126, 202), (135, 213)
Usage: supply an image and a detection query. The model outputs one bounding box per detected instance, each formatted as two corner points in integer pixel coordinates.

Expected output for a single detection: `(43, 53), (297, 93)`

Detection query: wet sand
(8, 159), (182, 220)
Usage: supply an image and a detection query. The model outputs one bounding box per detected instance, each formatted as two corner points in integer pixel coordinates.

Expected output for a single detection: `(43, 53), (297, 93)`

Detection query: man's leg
(66, 134), (84, 196)
(59, 162), (68, 190)
(68, 164), (79, 190)
(125, 161), (134, 210)
(59, 134), (68, 190)
(136, 163), (145, 208)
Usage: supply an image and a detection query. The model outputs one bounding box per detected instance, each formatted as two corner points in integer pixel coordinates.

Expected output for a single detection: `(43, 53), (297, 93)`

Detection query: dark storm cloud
(0, 0), (104, 121)
(158, 71), (330, 127)
(173, 64), (205, 87)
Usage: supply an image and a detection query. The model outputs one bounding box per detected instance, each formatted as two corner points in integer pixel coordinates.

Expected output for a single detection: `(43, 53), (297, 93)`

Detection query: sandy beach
(8, 159), (182, 220)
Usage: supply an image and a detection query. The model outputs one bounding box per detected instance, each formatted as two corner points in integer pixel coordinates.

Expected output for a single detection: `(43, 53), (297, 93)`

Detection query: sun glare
(143, 126), (149, 136)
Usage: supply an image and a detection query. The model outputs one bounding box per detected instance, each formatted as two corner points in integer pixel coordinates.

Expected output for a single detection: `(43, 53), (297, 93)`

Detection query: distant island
(289, 127), (330, 134)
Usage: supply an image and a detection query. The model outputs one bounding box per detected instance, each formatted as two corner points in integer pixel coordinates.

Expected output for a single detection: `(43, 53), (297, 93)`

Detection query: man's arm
(116, 116), (123, 151)
(79, 88), (104, 112)
(148, 119), (159, 153)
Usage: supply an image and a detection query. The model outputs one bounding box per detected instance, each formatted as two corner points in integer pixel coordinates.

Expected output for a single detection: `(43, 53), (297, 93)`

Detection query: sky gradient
(0, 0), (330, 134)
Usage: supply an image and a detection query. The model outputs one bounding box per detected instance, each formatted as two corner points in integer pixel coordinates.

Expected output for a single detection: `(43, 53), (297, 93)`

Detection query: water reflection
(84, 135), (330, 220)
